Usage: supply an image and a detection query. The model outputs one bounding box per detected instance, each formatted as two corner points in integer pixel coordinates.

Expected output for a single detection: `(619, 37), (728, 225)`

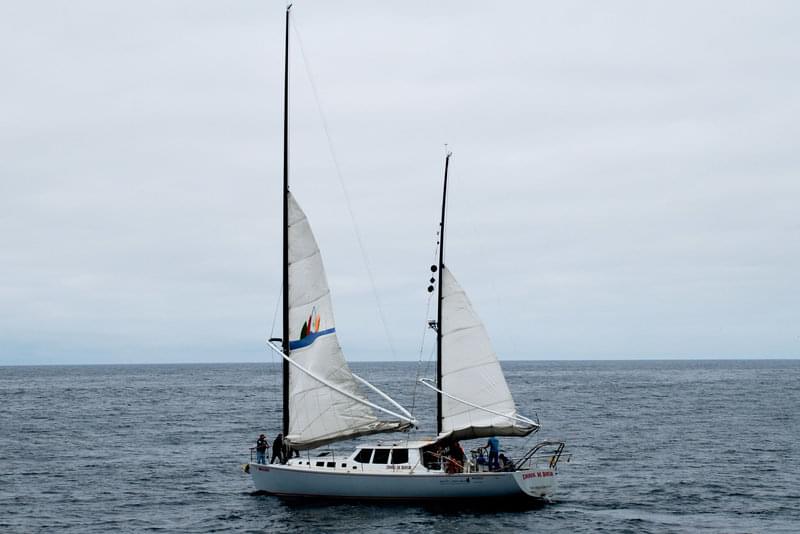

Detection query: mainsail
(439, 266), (537, 440)
(286, 193), (410, 449)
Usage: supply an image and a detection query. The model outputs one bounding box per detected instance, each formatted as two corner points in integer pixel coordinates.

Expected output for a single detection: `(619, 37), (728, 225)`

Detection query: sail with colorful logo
(286, 193), (411, 449)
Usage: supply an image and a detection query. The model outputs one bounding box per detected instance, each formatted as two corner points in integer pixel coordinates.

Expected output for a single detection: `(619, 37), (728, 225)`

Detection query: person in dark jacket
(498, 453), (515, 471)
(271, 433), (285, 464)
(255, 434), (269, 464)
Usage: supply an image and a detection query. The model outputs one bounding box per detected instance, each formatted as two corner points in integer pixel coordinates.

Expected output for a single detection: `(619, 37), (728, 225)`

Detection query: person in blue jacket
(486, 436), (500, 471)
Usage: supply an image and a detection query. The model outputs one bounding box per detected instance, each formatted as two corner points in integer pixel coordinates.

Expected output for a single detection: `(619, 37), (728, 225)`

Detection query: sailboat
(248, 5), (567, 500)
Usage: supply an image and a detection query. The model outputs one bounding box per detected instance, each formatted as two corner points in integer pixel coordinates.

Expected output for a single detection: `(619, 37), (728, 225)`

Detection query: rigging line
(410, 288), (434, 417)
(269, 348), (278, 411)
(269, 284), (283, 408)
(409, 341), (437, 439)
(290, 16), (399, 363)
(518, 423), (543, 456)
(460, 171), (524, 361)
(269, 285), (282, 339)
(410, 232), (443, 416)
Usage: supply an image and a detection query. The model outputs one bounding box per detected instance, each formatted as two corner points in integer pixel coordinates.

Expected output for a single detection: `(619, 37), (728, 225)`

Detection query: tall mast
(436, 151), (451, 435)
(281, 4), (292, 438)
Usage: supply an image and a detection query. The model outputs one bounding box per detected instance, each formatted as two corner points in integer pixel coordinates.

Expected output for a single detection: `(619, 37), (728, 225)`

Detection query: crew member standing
(486, 436), (500, 471)
(271, 433), (285, 464)
(255, 434), (269, 464)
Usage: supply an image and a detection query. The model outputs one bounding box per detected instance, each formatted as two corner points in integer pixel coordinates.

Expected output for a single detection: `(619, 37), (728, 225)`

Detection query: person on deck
(486, 436), (500, 471)
(450, 441), (465, 473)
(255, 434), (269, 464)
(271, 433), (285, 464)
(476, 447), (488, 468)
(498, 453), (515, 472)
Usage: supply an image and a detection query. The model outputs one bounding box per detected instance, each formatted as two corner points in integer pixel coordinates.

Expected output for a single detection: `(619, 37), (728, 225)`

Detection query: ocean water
(1, 360), (798, 533)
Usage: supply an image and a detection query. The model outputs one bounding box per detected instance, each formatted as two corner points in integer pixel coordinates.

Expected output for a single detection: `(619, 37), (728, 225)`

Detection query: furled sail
(440, 266), (537, 440)
(286, 193), (411, 449)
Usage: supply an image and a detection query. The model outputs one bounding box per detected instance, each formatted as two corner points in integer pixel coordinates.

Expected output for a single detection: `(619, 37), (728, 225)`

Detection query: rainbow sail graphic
(291, 306), (335, 350)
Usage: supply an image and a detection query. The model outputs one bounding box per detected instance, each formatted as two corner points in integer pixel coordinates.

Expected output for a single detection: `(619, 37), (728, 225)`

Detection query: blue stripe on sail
(289, 328), (336, 350)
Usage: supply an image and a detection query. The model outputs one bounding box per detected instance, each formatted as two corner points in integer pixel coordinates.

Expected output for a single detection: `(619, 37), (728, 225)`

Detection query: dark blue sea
(2, 360), (798, 533)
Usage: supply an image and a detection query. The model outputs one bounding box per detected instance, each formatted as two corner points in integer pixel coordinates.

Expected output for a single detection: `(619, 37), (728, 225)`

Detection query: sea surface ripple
(1, 360), (798, 533)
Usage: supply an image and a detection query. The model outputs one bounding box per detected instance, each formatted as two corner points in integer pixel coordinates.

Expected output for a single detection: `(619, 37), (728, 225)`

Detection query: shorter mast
(424, 155), (539, 440)
(436, 152), (451, 435)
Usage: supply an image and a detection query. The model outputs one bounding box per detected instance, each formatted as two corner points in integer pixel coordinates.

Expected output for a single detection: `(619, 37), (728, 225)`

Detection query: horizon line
(2, 356), (799, 367)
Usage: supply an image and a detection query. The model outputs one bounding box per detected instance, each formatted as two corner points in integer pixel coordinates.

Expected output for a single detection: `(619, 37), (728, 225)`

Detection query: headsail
(439, 266), (537, 440)
(286, 193), (411, 449)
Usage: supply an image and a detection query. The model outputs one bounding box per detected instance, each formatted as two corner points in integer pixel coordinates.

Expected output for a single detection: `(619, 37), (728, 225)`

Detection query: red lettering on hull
(522, 471), (553, 480)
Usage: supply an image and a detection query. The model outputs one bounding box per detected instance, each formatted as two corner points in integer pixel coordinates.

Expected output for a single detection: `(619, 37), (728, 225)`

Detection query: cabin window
(326, 462), (335, 468)
(372, 449), (390, 464)
(315, 461), (324, 467)
(341, 463), (347, 468)
(390, 449), (409, 464)
(422, 447), (441, 470)
(354, 449), (373, 463)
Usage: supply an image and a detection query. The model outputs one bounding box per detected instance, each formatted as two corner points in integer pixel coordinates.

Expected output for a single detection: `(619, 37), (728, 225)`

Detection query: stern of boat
(512, 467), (558, 498)
(512, 440), (567, 499)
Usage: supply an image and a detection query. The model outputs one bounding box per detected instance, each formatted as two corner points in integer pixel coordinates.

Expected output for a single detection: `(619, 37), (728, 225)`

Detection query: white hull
(249, 463), (557, 500)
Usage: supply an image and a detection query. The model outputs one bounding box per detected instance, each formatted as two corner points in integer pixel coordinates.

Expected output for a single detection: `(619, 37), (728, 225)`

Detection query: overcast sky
(1, 1), (798, 365)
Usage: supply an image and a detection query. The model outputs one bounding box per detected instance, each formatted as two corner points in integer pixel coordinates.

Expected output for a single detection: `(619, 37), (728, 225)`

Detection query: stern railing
(514, 441), (568, 471)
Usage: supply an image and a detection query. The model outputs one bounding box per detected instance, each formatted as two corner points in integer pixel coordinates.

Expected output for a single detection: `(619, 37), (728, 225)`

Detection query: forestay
(286, 193), (410, 449)
(440, 266), (537, 440)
